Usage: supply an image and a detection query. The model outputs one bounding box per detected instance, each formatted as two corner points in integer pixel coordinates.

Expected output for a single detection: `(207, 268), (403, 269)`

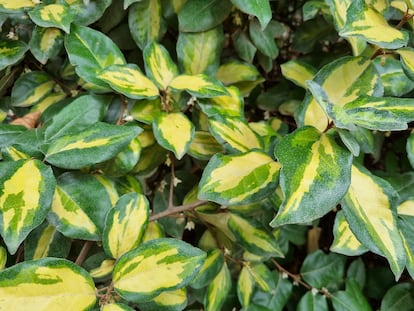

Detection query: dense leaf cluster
(0, 0), (414, 310)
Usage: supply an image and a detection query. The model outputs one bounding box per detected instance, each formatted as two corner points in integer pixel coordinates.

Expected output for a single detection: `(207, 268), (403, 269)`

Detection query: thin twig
(75, 241), (93, 266)
(272, 259), (312, 290)
(149, 200), (208, 222)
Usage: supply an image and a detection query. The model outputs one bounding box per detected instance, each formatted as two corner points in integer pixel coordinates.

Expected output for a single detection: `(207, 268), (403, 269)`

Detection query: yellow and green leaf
(169, 74), (228, 98)
(45, 122), (142, 169)
(0, 159), (55, 254)
(216, 61), (262, 85)
(191, 249), (224, 289)
(330, 211), (368, 256)
(280, 60), (316, 88)
(398, 215), (414, 279)
(153, 112), (194, 160)
(0, 258), (96, 311)
(141, 221), (164, 243)
(229, 213), (284, 257)
(102, 302), (135, 311)
(143, 42), (179, 90)
(0, 247), (6, 271)
(237, 265), (255, 307)
(131, 98), (162, 124)
(0, 40), (28, 71)
(271, 127), (352, 226)
(29, 27), (64, 65)
(397, 47), (414, 81)
(98, 64), (159, 99)
(188, 131), (223, 160)
(137, 288), (187, 311)
(208, 116), (263, 152)
(0, 0), (35, 12)
(340, 0), (409, 49)
(198, 151), (280, 205)
(298, 56), (382, 132)
(28, 3), (74, 33)
(65, 24), (126, 90)
(204, 262), (231, 311)
(103, 192), (149, 259)
(341, 164), (406, 279)
(11, 71), (55, 107)
(177, 26), (224, 75)
(198, 86), (244, 118)
(89, 259), (115, 279)
(48, 172), (112, 240)
(113, 238), (206, 303)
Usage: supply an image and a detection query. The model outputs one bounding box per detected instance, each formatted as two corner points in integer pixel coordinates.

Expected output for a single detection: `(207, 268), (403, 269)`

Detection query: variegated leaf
(153, 112), (194, 160)
(341, 164), (406, 279)
(397, 47), (414, 81)
(198, 86), (244, 118)
(102, 303), (135, 311)
(103, 192), (149, 259)
(208, 116), (263, 152)
(113, 238), (206, 303)
(48, 172), (112, 240)
(188, 131), (223, 160)
(229, 213), (284, 257)
(298, 56), (382, 132)
(191, 249), (224, 289)
(1, 40), (27, 73)
(45, 122), (142, 169)
(29, 27), (64, 65)
(28, 3), (74, 33)
(98, 64), (159, 99)
(198, 151), (280, 205)
(216, 61), (262, 85)
(144, 42), (179, 89)
(89, 259), (115, 279)
(0, 159), (55, 254)
(340, 0), (408, 49)
(0, 0), (35, 12)
(0, 258), (96, 311)
(169, 74), (228, 98)
(177, 26), (224, 75)
(237, 265), (255, 307)
(204, 262), (231, 311)
(65, 24), (126, 90)
(271, 127), (352, 226)
(0, 247), (6, 271)
(280, 60), (316, 88)
(137, 288), (187, 311)
(330, 211), (368, 256)
(11, 71), (55, 107)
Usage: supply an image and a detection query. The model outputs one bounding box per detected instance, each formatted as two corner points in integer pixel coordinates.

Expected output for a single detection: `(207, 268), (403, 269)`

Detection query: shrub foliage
(0, 0), (414, 310)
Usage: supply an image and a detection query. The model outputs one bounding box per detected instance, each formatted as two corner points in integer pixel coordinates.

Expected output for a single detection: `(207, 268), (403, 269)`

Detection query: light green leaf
(11, 71), (55, 107)
(204, 262), (231, 311)
(45, 122), (142, 169)
(271, 127), (352, 226)
(198, 151), (281, 205)
(143, 42), (179, 90)
(153, 112), (194, 160)
(230, 0), (271, 29)
(128, 0), (166, 49)
(113, 238), (206, 303)
(48, 172), (112, 240)
(0, 159), (55, 254)
(340, 0), (408, 49)
(29, 27), (64, 65)
(28, 3), (74, 33)
(208, 116), (263, 152)
(0, 258), (96, 311)
(331, 211), (368, 256)
(98, 64), (159, 99)
(177, 26), (224, 75)
(65, 24), (126, 91)
(103, 192), (149, 259)
(178, 0), (233, 32)
(297, 291), (329, 311)
(341, 164), (406, 279)
(169, 74), (228, 97)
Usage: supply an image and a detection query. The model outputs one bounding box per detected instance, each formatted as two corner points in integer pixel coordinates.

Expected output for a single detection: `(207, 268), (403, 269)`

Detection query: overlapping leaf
(191, 249), (224, 289)
(188, 131), (223, 160)
(29, 27), (64, 65)
(0, 40), (28, 71)
(204, 263), (231, 311)
(138, 288), (187, 311)
(198, 151), (281, 205)
(169, 74), (228, 98)
(0, 159), (55, 254)
(281, 60), (316, 88)
(341, 164), (406, 279)
(113, 238), (206, 303)
(271, 127), (352, 226)
(28, 3), (74, 33)
(103, 192), (149, 259)
(237, 265), (255, 307)
(0, 258), (96, 311)
(231, 0), (272, 29)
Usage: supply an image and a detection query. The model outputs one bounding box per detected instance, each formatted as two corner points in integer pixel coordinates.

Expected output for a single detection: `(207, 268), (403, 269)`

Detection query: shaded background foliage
(0, 0), (414, 310)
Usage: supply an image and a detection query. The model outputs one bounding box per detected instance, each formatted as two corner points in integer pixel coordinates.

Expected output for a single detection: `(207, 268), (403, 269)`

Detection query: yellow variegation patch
(32, 224), (57, 259)
(204, 263), (231, 311)
(216, 61), (261, 85)
(39, 4), (65, 22)
(153, 288), (187, 307)
(89, 259), (115, 278)
(341, 164), (406, 279)
(39, 28), (62, 54)
(0, 0), (35, 10)
(188, 131), (223, 160)
(281, 60), (316, 88)
(93, 174), (119, 206)
(398, 199), (414, 216)
(102, 303), (134, 311)
(0, 258), (96, 311)
(0, 247), (6, 270)
(238, 265), (255, 307)
(98, 64), (159, 99)
(13, 80), (55, 108)
(397, 47), (414, 80)
(141, 221), (164, 242)
(169, 74), (228, 97)
(153, 112), (194, 160)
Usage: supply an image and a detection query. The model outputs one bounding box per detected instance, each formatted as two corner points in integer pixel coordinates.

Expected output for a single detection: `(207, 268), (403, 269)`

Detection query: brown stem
(272, 259), (312, 290)
(116, 95), (128, 125)
(75, 241), (93, 266)
(149, 200), (208, 222)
